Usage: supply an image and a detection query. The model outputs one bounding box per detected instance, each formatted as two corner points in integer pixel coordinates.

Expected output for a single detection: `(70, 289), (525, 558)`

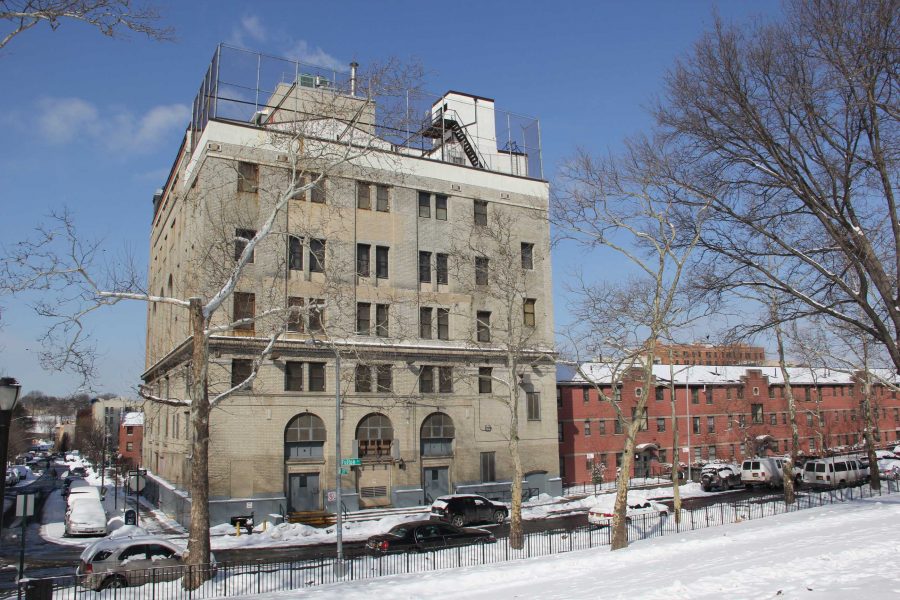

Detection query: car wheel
(101, 576), (127, 590)
(450, 514), (465, 528)
(492, 510), (506, 524)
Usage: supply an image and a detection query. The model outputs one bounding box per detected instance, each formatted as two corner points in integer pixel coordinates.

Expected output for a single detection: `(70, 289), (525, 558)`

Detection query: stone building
(141, 46), (559, 525)
(652, 343), (766, 366)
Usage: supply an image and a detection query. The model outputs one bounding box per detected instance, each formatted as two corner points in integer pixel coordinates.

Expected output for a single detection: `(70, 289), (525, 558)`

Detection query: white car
(588, 500), (669, 527)
(65, 498), (108, 537)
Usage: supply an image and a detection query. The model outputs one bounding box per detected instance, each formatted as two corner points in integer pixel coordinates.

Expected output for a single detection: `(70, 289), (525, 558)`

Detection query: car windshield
(388, 527), (409, 537)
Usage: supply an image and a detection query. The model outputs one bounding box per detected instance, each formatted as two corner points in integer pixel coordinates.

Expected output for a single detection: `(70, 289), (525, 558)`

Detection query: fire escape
(421, 107), (486, 169)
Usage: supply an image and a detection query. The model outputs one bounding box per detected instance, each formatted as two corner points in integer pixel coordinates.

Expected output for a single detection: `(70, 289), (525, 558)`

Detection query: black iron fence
(9, 480), (898, 600)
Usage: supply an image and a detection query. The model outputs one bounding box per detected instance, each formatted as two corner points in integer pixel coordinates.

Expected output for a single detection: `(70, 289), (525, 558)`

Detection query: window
(632, 407), (648, 431)
(657, 418), (666, 432)
(692, 417), (701, 434)
(437, 308), (449, 340)
(376, 365), (392, 392)
(769, 386), (776, 399)
(634, 387), (643, 398)
(126, 426), (134, 436)
(809, 437), (816, 452)
(655, 387), (664, 401)
(235, 229), (256, 262)
(126, 442), (133, 452)
(738, 414), (746, 428)
(357, 182), (371, 209)
(308, 299), (324, 333)
(583, 419), (591, 436)
(475, 256), (489, 286)
(357, 413), (394, 459)
(708, 445), (717, 461)
(435, 195), (447, 220)
(308, 362), (326, 391)
(231, 359), (252, 388)
(658, 449), (668, 464)
(356, 244), (370, 277)
(474, 200), (488, 226)
(436, 253), (448, 285)
(288, 236), (303, 271)
(237, 161), (258, 193)
(419, 307), (433, 339)
(694, 447), (702, 463)
(419, 251), (432, 283)
(422, 413), (454, 457)
(478, 367), (492, 393)
(707, 416), (715, 433)
(376, 246), (389, 278)
(480, 451), (496, 482)
(527, 392), (541, 421)
(439, 366), (453, 393)
(233, 292), (255, 332)
(285, 361), (304, 391)
(355, 365), (372, 392)
(752, 404), (763, 424)
(752, 386), (760, 397)
(523, 298), (536, 327)
(583, 387), (590, 403)
(521, 242), (534, 270)
(598, 420), (606, 434)
(309, 174), (325, 203)
(356, 302), (371, 335)
(418, 191), (431, 218)
(691, 388), (699, 404)
(806, 413), (813, 426)
(476, 311), (491, 342)
(419, 366), (434, 393)
(614, 418), (623, 434)
(376, 185), (390, 212)
(310, 239), (326, 272)
(706, 390), (713, 405)
(375, 304), (389, 337)
(285, 413), (326, 459)
(770, 413), (777, 425)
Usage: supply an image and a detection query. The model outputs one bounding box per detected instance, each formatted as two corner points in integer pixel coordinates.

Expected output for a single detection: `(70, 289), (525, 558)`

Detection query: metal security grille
(360, 485), (388, 498)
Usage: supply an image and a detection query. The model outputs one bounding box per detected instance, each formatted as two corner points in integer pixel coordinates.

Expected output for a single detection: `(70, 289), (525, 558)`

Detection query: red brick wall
(118, 423), (143, 469)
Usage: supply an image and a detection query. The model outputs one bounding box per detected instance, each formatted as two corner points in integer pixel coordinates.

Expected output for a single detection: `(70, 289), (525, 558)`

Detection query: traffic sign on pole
(340, 458), (361, 466)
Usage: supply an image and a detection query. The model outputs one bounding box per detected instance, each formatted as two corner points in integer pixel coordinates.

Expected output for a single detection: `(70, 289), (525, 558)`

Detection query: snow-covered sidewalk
(239, 494), (900, 599)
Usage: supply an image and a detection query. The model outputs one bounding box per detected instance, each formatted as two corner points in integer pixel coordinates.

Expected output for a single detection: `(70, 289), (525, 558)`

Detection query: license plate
(816, 476), (823, 480)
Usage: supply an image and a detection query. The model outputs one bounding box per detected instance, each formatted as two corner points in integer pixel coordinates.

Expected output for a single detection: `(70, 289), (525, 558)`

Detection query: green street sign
(341, 458), (361, 466)
(340, 468), (349, 475)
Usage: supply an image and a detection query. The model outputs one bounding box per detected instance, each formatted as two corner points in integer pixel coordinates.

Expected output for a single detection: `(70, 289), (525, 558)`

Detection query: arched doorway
(421, 412), (455, 503)
(635, 443), (659, 479)
(356, 413), (394, 507)
(284, 413), (326, 512)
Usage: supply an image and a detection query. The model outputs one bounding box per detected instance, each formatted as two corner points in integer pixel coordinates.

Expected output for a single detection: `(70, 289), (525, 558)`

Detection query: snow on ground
(239, 495), (900, 600)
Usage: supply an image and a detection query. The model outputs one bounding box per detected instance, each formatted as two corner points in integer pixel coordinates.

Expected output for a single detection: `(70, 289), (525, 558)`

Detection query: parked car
(429, 495), (508, 528)
(66, 480), (100, 504)
(4, 469), (18, 486)
(700, 463), (742, 491)
(802, 456), (867, 489)
(65, 498), (108, 537)
(76, 536), (203, 590)
(365, 520), (495, 555)
(70, 465), (88, 478)
(588, 500), (669, 527)
(741, 457), (785, 489)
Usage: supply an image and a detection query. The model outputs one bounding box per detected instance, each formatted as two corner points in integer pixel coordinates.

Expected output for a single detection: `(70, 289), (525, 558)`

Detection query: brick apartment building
(118, 412), (143, 469)
(141, 45), (559, 525)
(557, 363), (900, 485)
(653, 343), (766, 365)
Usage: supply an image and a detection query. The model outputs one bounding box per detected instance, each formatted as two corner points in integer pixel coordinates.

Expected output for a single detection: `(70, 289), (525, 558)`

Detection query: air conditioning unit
(315, 75), (331, 88)
(250, 110), (269, 125)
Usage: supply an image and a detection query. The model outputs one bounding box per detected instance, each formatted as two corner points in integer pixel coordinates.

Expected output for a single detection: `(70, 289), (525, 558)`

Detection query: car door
(472, 497), (492, 523)
(145, 544), (183, 582)
(118, 544), (153, 586)
(437, 524), (469, 548)
(414, 524), (447, 551)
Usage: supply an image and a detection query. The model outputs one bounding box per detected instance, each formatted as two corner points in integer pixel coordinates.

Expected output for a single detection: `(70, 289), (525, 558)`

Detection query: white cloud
(35, 97), (189, 153)
(283, 40), (346, 72)
(228, 14), (268, 47)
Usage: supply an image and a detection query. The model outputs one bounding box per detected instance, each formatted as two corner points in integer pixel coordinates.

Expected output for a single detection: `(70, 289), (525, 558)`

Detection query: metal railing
(9, 480), (898, 600)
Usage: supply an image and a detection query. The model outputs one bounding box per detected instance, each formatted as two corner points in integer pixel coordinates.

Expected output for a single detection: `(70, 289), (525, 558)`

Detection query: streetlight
(305, 340), (343, 568)
(0, 377), (22, 540)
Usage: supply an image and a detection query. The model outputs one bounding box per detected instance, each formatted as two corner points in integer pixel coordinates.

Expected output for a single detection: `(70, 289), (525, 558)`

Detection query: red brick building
(557, 364), (900, 486)
(653, 343), (766, 365)
(118, 412), (144, 469)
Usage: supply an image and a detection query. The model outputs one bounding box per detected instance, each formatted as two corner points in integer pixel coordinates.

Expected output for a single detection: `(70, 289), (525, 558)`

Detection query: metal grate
(360, 485), (388, 498)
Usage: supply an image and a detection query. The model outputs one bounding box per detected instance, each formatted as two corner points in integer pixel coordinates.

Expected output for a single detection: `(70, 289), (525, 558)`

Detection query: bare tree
(446, 202), (553, 549)
(1, 0), (173, 50)
(1, 60), (422, 584)
(555, 141), (710, 550)
(652, 0), (900, 372)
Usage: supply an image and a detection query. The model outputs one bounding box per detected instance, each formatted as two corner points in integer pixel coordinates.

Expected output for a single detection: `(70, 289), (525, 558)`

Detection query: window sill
(285, 458), (325, 465)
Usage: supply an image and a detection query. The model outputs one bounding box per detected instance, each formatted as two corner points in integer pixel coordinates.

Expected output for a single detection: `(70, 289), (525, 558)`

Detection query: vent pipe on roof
(349, 62), (359, 97)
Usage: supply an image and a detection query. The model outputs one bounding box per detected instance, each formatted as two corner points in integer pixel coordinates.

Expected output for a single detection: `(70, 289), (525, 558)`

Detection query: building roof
(122, 412), (144, 427)
(557, 363), (899, 386)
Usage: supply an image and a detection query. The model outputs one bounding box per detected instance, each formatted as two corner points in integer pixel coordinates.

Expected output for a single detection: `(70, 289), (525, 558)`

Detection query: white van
(741, 457), (785, 488)
(802, 457), (867, 489)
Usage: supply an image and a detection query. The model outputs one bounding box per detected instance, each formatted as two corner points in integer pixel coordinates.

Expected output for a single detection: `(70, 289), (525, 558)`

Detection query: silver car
(76, 535), (201, 591)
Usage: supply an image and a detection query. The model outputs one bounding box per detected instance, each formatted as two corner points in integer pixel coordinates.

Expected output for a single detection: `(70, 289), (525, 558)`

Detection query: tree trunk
(862, 381), (882, 492)
(183, 298), (212, 589)
(611, 427), (637, 551)
(782, 458), (796, 505)
(668, 360), (681, 524)
(774, 319), (799, 505)
(508, 362), (524, 550)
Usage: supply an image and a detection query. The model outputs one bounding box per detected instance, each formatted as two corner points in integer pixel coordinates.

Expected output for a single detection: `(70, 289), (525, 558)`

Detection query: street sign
(341, 458), (361, 466)
(127, 473), (147, 492)
(15, 494), (34, 517)
(326, 491), (336, 502)
(339, 468), (349, 475)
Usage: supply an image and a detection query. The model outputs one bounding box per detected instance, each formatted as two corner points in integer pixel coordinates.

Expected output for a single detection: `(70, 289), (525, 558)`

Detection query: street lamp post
(0, 377), (22, 540)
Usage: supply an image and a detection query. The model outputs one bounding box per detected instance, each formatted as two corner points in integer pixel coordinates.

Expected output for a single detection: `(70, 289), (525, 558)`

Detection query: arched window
(356, 413), (393, 459)
(421, 412), (454, 457)
(285, 413), (326, 460)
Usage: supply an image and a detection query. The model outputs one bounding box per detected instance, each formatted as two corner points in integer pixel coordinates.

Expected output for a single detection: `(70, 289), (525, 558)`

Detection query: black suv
(429, 494), (508, 527)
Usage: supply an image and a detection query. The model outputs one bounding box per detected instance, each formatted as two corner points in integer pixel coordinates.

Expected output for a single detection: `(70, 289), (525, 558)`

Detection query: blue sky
(0, 0), (781, 396)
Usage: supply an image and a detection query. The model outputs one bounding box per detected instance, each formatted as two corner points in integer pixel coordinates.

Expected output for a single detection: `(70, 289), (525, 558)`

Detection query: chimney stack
(349, 61), (359, 97)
